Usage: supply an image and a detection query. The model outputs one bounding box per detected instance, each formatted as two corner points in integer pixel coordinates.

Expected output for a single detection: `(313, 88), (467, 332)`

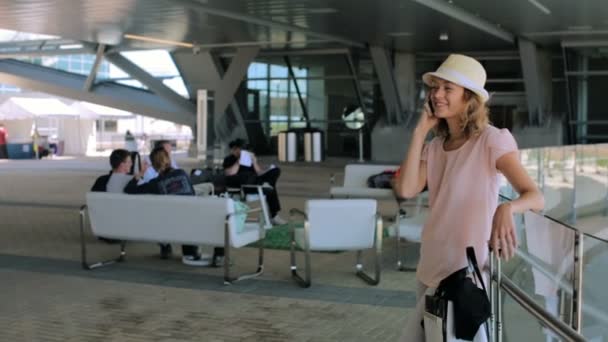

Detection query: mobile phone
(426, 100), (435, 116)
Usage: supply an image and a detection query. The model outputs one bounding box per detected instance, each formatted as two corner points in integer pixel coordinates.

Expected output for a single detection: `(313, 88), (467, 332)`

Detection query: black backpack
(366, 170), (396, 189)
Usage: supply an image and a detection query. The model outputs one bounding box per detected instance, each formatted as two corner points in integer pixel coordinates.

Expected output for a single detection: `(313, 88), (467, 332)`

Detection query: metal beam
(0, 39), (92, 58)
(171, 47), (257, 143)
(83, 44), (106, 92)
(345, 52), (368, 115)
(561, 40), (608, 48)
(284, 56), (310, 128)
(213, 47), (259, 117)
(219, 48), (350, 58)
(104, 52), (195, 115)
(169, 0), (365, 48)
(0, 59), (195, 126)
(411, 0), (515, 43)
(370, 46), (403, 125)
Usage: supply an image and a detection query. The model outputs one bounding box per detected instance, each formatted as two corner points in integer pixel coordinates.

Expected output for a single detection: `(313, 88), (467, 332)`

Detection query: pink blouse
(417, 125), (518, 287)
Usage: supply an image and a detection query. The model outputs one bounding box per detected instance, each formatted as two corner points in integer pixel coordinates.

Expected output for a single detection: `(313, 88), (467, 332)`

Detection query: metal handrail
(490, 252), (587, 342)
(499, 276), (586, 342)
(499, 194), (608, 244)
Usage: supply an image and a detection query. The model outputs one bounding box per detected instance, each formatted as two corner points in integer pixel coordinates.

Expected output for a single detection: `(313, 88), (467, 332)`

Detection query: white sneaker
(181, 254), (212, 266)
(271, 215), (287, 225)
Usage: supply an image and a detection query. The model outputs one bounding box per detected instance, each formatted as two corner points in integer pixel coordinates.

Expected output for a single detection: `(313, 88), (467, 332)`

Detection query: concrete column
(519, 38), (553, 125)
(394, 52), (416, 124)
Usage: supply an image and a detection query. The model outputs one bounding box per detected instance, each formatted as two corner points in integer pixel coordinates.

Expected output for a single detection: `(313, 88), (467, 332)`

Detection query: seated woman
(124, 146), (210, 267)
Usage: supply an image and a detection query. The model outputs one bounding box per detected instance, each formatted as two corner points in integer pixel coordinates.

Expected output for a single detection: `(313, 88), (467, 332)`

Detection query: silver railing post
(572, 231), (584, 333)
(571, 146), (578, 225)
(489, 251), (496, 342)
(496, 253), (503, 342)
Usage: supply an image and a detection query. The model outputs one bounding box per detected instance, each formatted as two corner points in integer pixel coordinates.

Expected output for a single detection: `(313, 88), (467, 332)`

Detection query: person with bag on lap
(223, 138), (286, 225)
(394, 54), (544, 341)
(125, 146), (214, 267)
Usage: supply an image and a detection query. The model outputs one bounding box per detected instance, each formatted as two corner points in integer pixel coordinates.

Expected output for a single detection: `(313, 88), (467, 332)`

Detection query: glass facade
(247, 62), (308, 136)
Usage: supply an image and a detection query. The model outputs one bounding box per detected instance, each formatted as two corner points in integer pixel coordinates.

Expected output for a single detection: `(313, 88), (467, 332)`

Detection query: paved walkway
(0, 156), (417, 341)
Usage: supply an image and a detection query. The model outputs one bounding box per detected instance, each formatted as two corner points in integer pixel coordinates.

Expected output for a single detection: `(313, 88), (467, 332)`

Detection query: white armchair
(289, 199), (383, 288)
(394, 193), (428, 271)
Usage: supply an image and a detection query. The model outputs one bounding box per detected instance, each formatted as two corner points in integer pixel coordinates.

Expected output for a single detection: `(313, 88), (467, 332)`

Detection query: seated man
(223, 138), (286, 225)
(91, 149), (137, 193)
(125, 146), (213, 267)
(91, 149), (141, 243)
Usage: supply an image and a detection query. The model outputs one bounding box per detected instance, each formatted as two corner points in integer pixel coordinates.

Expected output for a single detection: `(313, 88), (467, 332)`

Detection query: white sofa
(80, 192), (267, 284)
(329, 164), (399, 199)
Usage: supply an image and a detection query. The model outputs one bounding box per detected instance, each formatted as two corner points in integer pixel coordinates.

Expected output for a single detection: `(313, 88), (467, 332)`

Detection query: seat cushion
(330, 186), (395, 199)
(394, 214), (427, 242)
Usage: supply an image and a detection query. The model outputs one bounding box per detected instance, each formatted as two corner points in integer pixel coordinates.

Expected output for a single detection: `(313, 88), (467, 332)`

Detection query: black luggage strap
(466, 246), (491, 341)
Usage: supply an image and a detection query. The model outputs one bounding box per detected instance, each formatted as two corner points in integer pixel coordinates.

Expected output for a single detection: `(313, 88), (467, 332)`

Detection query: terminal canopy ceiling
(0, 0), (606, 53)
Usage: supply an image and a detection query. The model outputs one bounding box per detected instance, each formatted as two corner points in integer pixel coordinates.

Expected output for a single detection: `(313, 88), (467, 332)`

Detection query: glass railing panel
(501, 286), (567, 342)
(574, 144), (608, 230)
(581, 233), (608, 340)
(544, 145), (577, 223)
(501, 208), (576, 325)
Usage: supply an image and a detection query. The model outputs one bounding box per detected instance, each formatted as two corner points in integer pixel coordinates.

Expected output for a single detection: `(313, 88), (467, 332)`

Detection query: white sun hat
(422, 54), (489, 102)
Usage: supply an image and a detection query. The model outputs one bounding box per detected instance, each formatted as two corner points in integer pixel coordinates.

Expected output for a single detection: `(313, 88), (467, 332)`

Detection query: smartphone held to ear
(426, 100), (435, 117)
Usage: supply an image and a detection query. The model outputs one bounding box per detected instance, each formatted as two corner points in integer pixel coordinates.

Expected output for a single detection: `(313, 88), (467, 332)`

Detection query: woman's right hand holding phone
(415, 101), (439, 134)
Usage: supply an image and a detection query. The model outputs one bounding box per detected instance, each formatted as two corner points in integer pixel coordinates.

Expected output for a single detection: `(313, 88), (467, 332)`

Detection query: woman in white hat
(394, 54), (544, 341)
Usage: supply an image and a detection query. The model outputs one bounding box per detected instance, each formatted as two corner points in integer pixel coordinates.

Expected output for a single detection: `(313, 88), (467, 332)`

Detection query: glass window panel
(116, 79), (147, 89)
(270, 64), (288, 78)
(293, 67), (307, 78)
(295, 80), (307, 94)
(270, 80), (288, 94)
(121, 50), (179, 77)
(162, 77), (190, 98)
(582, 234), (608, 340)
(248, 62), (268, 78)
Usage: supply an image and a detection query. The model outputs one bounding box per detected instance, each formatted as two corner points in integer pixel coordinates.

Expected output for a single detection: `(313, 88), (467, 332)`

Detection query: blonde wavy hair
(433, 89), (490, 139)
(150, 147), (171, 173)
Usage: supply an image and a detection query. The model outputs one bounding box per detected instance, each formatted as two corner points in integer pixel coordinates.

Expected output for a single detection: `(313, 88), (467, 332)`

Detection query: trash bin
(304, 129), (324, 162)
(277, 130), (297, 162)
(7, 142), (34, 159)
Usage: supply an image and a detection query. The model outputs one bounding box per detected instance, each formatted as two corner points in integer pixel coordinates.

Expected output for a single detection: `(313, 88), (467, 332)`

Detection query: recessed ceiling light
(439, 32), (449, 41)
(387, 32), (413, 37)
(59, 44), (83, 50)
(527, 0), (551, 15)
(123, 34), (194, 48)
(568, 25), (593, 31)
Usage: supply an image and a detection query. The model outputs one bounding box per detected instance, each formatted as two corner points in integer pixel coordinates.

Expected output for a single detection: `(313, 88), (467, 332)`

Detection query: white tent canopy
(71, 101), (134, 119)
(0, 97), (81, 120)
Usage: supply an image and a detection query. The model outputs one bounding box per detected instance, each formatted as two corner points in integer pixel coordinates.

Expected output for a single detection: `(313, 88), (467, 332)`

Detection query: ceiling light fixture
(304, 8), (337, 14)
(439, 32), (449, 41)
(123, 34), (194, 48)
(387, 32), (413, 37)
(59, 44), (84, 50)
(568, 25), (593, 31)
(526, 0), (551, 15)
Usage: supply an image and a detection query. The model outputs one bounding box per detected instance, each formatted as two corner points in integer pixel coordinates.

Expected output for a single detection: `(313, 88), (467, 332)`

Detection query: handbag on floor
(423, 247), (491, 342)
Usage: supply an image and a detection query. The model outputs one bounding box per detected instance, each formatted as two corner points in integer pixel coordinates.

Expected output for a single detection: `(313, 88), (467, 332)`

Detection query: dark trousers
(0, 144), (7, 159)
(182, 245), (224, 258)
(225, 167), (282, 217)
